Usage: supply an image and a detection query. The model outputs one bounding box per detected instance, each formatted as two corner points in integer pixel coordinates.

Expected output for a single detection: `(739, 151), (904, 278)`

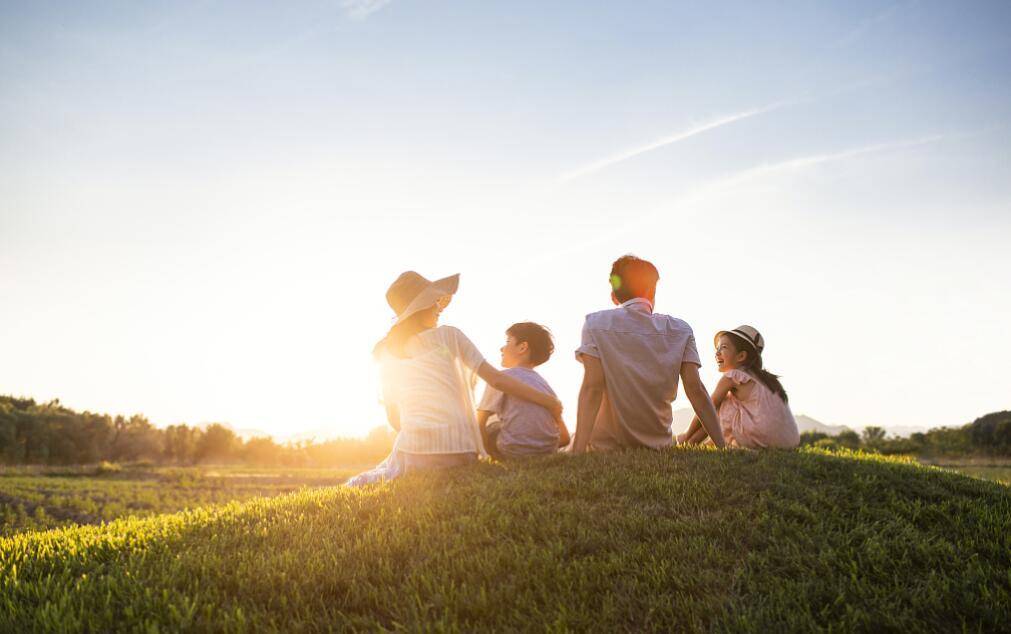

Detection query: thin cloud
(531, 134), (947, 268)
(837, 1), (915, 48)
(343, 0), (392, 19)
(724, 134), (945, 184)
(557, 103), (787, 183)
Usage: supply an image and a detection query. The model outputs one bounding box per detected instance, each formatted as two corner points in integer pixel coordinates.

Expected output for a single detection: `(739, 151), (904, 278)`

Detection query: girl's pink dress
(718, 369), (800, 449)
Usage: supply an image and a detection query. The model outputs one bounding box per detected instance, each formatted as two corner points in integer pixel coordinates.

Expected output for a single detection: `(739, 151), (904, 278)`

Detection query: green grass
(947, 465), (1011, 484)
(921, 459), (1011, 486)
(0, 465), (355, 536)
(1, 448), (1009, 632)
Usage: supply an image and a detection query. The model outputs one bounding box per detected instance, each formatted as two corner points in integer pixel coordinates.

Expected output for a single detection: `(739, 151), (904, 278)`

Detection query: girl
(678, 325), (799, 449)
(346, 271), (563, 486)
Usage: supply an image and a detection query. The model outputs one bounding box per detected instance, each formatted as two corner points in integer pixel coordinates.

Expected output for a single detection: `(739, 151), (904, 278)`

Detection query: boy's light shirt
(478, 367), (559, 457)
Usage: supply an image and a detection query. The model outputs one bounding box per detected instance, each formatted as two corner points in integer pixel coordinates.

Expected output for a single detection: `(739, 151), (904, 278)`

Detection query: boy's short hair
(610, 254), (659, 303)
(506, 322), (554, 367)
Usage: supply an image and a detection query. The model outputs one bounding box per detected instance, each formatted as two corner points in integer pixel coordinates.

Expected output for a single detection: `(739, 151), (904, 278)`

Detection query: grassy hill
(1, 449), (1009, 632)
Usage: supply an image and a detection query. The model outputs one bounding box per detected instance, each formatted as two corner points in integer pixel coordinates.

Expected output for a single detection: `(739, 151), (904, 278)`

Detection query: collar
(619, 297), (654, 313)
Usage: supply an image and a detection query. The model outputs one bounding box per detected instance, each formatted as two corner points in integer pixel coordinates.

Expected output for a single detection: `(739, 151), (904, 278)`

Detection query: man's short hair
(610, 255), (659, 303)
(506, 322), (554, 367)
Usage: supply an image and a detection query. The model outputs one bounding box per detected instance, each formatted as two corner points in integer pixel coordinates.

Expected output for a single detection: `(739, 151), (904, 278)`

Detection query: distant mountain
(673, 409), (855, 437)
(794, 415), (853, 436)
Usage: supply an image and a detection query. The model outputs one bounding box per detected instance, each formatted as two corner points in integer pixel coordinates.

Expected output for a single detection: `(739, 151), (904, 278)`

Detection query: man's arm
(680, 362), (725, 448)
(571, 355), (606, 454)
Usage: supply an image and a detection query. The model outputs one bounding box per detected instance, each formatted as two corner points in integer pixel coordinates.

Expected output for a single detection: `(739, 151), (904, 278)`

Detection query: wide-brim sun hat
(715, 325), (765, 355)
(386, 271), (460, 326)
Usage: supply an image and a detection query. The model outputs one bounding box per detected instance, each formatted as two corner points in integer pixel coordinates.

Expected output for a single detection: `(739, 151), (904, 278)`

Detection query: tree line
(800, 410), (1011, 456)
(0, 395), (394, 466)
(2, 395), (1008, 466)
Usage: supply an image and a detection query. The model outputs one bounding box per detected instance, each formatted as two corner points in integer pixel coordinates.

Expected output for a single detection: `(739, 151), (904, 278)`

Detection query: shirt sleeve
(446, 326), (486, 372)
(574, 316), (599, 360)
(477, 384), (504, 414)
(682, 329), (702, 366)
(725, 369), (752, 385)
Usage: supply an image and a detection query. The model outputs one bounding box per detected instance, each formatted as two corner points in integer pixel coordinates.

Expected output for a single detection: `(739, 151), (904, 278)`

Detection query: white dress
(718, 369), (800, 449)
(345, 325), (486, 486)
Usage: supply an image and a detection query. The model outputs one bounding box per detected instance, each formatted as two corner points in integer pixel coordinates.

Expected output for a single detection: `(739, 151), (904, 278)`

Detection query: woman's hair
(373, 306), (437, 359)
(725, 332), (788, 403)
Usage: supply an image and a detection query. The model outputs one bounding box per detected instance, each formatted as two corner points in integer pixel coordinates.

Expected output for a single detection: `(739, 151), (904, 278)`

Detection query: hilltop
(1, 448), (1008, 632)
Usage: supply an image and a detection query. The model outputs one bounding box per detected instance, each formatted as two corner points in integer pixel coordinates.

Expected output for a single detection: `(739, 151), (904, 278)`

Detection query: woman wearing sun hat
(678, 325), (799, 449)
(346, 271), (563, 486)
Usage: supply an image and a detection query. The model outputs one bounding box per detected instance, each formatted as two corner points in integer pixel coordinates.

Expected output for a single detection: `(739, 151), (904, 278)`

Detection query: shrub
(95, 461), (122, 475)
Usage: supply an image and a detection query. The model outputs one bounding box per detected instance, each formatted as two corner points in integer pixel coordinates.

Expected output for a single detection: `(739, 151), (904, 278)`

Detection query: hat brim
(714, 329), (763, 354)
(393, 273), (460, 325)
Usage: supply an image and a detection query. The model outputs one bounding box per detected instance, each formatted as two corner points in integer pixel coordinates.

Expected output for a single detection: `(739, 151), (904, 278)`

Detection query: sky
(2, 1), (1009, 440)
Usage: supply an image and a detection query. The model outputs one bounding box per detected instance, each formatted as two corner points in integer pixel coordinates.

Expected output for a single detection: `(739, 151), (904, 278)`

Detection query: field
(948, 465), (1011, 484)
(919, 457), (1011, 486)
(1, 448), (1009, 632)
(0, 464), (355, 536)
(2, 457), (1007, 539)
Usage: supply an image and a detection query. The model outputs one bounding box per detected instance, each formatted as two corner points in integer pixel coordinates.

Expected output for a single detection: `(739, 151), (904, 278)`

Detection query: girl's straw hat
(386, 271), (460, 326)
(715, 325), (765, 354)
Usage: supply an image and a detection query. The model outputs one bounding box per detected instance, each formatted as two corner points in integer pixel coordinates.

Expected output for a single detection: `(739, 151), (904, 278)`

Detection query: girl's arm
(687, 425), (708, 444)
(679, 417), (702, 444)
(477, 362), (563, 422)
(682, 375), (736, 444)
(709, 375), (735, 410)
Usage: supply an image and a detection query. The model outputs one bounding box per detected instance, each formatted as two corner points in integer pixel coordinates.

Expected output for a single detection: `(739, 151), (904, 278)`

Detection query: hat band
(731, 329), (762, 351)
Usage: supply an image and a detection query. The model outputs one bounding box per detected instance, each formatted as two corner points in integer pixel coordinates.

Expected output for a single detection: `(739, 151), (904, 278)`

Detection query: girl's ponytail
(752, 367), (788, 403)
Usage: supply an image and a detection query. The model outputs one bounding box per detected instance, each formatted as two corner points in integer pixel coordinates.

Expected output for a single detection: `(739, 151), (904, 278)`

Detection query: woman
(346, 271), (562, 486)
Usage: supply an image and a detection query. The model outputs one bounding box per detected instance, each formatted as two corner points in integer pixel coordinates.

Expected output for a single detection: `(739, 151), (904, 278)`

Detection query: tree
(110, 415), (162, 462)
(162, 425), (200, 464)
(862, 426), (887, 447)
(836, 430), (861, 449)
(799, 431), (828, 446)
(243, 437), (282, 466)
(194, 424), (240, 463)
(967, 411), (1011, 453)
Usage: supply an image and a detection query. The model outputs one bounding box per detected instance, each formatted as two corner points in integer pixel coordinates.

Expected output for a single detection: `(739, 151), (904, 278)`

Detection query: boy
(477, 322), (570, 460)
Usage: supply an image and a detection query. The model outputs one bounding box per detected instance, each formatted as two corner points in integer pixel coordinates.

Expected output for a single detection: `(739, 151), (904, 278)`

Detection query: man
(571, 255), (725, 453)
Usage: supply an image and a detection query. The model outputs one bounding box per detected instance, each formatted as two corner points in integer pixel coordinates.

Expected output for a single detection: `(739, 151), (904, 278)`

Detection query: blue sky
(2, 1), (1009, 438)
